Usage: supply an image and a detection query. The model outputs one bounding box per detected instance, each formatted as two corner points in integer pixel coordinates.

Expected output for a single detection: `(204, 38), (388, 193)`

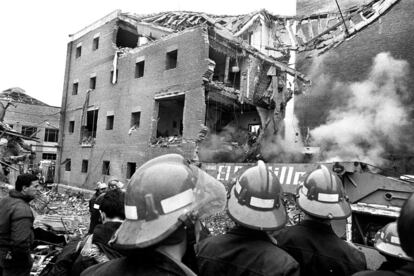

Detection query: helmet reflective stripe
(93, 204), (100, 210)
(125, 205), (138, 220)
(160, 189), (194, 214)
(235, 180), (276, 209)
(302, 185), (340, 203)
(391, 236), (400, 245)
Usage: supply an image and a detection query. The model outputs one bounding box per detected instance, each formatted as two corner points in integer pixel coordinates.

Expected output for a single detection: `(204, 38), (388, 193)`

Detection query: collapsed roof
(0, 87), (49, 106)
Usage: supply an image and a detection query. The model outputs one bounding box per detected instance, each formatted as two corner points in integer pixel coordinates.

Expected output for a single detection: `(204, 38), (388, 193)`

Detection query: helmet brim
(375, 240), (413, 261)
(297, 187), (351, 220)
(112, 207), (186, 250)
(227, 186), (287, 231)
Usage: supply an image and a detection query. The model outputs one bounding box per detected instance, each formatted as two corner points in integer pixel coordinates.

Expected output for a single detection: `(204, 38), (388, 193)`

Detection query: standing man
(0, 174), (41, 276)
(196, 160), (300, 276)
(88, 182), (107, 234)
(276, 165), (366, 276)
(81, 154), (226, 276)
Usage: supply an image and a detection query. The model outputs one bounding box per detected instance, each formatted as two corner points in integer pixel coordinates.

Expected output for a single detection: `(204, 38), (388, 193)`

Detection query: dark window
(81, 160), (88, 173)
(21, 126), (37, 137)
(135, 61), (145, 78)
(81, 109), (98, 140)
(76, 46), (82, 58)
(127, 162), (136, 179)
(42, 153), (57, 160)
(44, 128), (59, 142)
(110, 70), (118, 84)
(102, 161), (110, 175)
(72, 82), (78, 95)
(69, 121), (75, 133)
(65, 159), (71, 171)
(106, 115), (114, 130)
(92, 37), (99, 50)
(8, 124), (13, 129)
(155, 96), (184, 138)
(131, 112), (141, 128)
(89, 76), (96, 90)
(166, 50), (177, 70)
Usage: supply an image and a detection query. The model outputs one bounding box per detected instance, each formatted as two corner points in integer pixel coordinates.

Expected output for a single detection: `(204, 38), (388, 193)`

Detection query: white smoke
(310, 52), (410, 165)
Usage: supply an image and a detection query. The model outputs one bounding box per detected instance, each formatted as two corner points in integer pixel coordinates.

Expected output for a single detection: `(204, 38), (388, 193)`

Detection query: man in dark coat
(0, 174), (40, 276)
(81, 154), (226, 276)
(71, 189), (124, 275)
(276, 165), (366, 276)
(196, 161), (300, 276)
(87, 182), (107, 234)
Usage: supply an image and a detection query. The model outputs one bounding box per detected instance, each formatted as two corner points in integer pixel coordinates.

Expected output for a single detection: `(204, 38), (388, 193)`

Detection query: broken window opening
(89, 76), (97, 90)
(115, 24), (138, 48)
(72, 82), (78, 95)
(126, 162), (136, 179)
(106, 115), (114, 130)
(65, 159), (71, 171)
(81, 109), (98, 144)
(92, 37), (99, 51)
(102, 160), (110, 175)
(166, 50), (178, 70)
(44, 128), (59, 142)
(76, 46), (82, 58)
(42, 153), (56, 160)
(135, 61), (145, 78)
(21, 126), (38, 137)
(208, 47), (240, 89)
(153, 96), (184, 144)
(81, 160), (88, 173)
(69, 121), (75, 133)
(130, 112), (141, 129)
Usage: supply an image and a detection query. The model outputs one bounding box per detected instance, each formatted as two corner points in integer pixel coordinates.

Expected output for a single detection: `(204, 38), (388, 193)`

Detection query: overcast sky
(0, 0), (295, 107)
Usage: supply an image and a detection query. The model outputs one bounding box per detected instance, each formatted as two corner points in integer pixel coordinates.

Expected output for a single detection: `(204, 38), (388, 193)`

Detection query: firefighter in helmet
(81, 154), (226, 276)
(354, 193), (414, 275)
(276, 165), (366, 276)
(196, 160), (300, 276)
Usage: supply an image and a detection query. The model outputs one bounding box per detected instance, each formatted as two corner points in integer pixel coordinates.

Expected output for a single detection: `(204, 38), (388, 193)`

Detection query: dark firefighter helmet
(397, 193), (414, 258)
(296, 165), (351, 220)
(374, 222), (412, 261)
(227, 160), (287, 231)
(111, 154), (226, 250)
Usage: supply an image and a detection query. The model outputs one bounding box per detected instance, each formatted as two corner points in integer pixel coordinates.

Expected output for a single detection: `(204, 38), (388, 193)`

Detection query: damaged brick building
(58, 10), (309, 187)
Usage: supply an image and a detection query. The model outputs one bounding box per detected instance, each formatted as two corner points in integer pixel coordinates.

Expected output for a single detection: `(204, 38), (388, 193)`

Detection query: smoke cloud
(309, 52), (412, 165)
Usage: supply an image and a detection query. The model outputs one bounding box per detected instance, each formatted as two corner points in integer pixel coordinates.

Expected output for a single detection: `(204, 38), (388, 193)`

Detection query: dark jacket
(0, 190), (34, 269)
(196, 226), (300, 276)
(88, 193), (102, 234)
(353, 262), (414, 276)
(71, 221), (122, 276)
(81, 250), (196, 276)
(276, 220), (367, 276)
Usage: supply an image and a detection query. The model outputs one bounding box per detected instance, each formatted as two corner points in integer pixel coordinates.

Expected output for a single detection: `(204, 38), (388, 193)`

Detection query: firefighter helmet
(296, 165), (351, 220)
(111, 154), (226, 250)
(374, 222), (412, 261)
(227, 160), (287, 231)
(397, 193), (414, 258)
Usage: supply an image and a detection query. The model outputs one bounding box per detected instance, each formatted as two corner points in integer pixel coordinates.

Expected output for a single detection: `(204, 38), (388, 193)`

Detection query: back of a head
(111, 154), (226, 250)
(296, 165), (350, 220)
(15, 173), (38, 191)
(397, 193), (414, 259)
(227, 160), (287, 231)
(100, 189), (125, 219)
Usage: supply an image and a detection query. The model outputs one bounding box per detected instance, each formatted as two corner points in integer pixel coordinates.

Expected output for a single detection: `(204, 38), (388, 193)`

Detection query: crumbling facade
(58, 10), (309, 188)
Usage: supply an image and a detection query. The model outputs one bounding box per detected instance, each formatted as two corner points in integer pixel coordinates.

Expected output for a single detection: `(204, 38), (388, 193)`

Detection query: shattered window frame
(102, 160), (110, 175)
(69, 121), (75, 134)
(135, 60), (145, 78)
(92, 37), (99, 51)
(166, 50), (178, 70)
(21, 126), (38, 137)
(42, 153), (56, 160)
(81, 159), (89, 173)
(106, 115), (114, 130)
(130, 112), (141, 128)
(44, 128), (59, 142)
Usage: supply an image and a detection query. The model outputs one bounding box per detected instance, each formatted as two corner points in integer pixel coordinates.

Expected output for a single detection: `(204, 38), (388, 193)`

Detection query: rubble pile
(150, 135), (183, 147)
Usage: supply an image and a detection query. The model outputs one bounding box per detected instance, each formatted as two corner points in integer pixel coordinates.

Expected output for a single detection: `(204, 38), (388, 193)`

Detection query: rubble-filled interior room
(154, 96), (184, 139)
